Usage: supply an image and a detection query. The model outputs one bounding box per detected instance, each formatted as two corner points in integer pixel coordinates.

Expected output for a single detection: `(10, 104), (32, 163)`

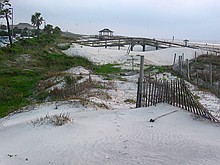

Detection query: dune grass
(0, 35), (93, 117)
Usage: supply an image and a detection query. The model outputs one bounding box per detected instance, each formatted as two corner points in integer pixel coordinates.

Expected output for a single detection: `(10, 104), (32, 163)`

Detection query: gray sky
(4, 0), (220, 41)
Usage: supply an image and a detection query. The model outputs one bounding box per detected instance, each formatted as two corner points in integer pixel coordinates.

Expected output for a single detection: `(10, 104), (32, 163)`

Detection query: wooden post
(145, 79), (148, 107)
(136, 78), (141, 107)
(161, 80), (166, 103)
(127, 45), (131, 55)
(150, 79), (155, 106)
(178, 56), (182, 77)
(177, 79), (180, 107)
(118, 39), (121, 50)
(105, 40), (107, 48)
(170, 80), (175, 105)
(181, 80), (188, 110)
(194, 52), (197, 62)
(131, 56), (134, 71)
(204, 70), (208, 87)
(130, 38), (134, 51)
(148, 79), (152, 106)
(174, 80), (177, 106)
(209, 63), (213, 87)
(165, 80), (169, 103)
(136, 55), (144, 108)
(131, 44), (134, 51)
(155, 41), (158, 50)
(218, 76), (220, 97)
(143, 39), (146, 52)
(154, 78), (158, 106)
(143, 78), (146, 103)
(182, 53), (185, 62)
(172, 53), (177, 70)
(142, 45), (146, 52)
(170, 80), (173, 105)
(186, 59), (190, 80)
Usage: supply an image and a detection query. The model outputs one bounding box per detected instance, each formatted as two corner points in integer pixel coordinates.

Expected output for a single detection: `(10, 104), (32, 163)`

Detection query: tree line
(0, 0), (61, 47)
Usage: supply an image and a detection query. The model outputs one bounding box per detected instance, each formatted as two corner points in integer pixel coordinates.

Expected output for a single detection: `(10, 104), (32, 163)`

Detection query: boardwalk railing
(139, 78), (219, 123)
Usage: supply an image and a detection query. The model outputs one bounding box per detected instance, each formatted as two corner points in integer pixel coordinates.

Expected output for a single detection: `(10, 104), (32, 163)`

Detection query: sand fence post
(172, 53), (176, 70)
(136, 55), (144, 108)
(186, 59), (190, 80)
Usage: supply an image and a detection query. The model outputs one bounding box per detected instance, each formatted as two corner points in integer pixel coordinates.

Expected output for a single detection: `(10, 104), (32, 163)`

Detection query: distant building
(99, 28), (113, 38)
(12, 23), (36, 30)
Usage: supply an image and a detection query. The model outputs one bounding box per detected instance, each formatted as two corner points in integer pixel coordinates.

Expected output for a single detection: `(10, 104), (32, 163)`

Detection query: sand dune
(63, 44), (206, 66)
(0, 103), (220, 165)
(0, 44), (219, 165)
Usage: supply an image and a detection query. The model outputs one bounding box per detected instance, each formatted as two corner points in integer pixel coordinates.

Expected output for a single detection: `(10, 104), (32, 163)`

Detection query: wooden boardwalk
(75, 36), (220, 54)
(76, 36), (184, 51)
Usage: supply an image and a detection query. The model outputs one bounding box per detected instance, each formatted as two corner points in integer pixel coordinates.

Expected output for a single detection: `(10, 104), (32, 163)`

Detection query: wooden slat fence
(141, 78), (219, 123)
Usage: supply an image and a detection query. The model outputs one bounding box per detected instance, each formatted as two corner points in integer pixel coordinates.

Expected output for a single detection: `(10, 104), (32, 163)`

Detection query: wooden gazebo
(99, 28), (113, 37)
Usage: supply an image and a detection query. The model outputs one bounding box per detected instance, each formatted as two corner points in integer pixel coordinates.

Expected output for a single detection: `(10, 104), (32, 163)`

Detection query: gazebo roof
(99, 28), (113, 33)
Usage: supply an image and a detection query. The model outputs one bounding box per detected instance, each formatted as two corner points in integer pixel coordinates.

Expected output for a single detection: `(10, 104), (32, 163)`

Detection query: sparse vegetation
(144, 65), (172, 74)
(190, 55), (220, 83)
(93, 64), (124, 75)
(57, 43), (71, 50)
(0, 34), (93, 117)
(124, 99), (136, 104)
(31, 113), (72, 126)
(180, 54), (220, 98)
(93, 64), (126, 80)
(94, 81), (116, 90)
(87, 90), (112, 100)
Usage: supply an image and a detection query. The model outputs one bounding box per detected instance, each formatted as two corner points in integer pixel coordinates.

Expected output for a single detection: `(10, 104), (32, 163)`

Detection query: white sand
(0, 43), (220, 165)
(63, 44), (206, 66)
(0, 103), (220, 165)
(0, 72), (219, 164)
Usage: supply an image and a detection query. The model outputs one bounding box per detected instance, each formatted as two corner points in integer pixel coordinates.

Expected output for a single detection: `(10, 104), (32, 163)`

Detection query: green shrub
(93, 64), (123, 75)
(0, 45), (24, 55)
(0, 32), (96, 117)
(124, 99), (136, 104)
(57, 43), (71, 50)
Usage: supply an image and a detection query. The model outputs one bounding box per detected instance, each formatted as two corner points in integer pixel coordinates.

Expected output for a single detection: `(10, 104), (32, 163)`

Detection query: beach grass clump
(31, 113), (72, 126)
(124, 99), (136, 104)
(56, 43), (71, 50)
(93, 64), (123, 75)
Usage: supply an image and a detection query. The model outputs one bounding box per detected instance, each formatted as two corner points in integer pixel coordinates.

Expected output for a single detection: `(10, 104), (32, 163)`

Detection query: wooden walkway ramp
(76, 36), (184, 51)
(75, 36), (220, 54)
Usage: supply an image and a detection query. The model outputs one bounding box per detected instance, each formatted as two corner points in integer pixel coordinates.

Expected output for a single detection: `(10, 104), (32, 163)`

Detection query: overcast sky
(3, 0), (220, 41)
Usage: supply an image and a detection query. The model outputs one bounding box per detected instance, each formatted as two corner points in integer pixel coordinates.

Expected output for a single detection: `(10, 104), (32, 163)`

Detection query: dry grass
(87, 101), (110, 110)
(86, 90), (112, 100)
(31, 113), (72, 126)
